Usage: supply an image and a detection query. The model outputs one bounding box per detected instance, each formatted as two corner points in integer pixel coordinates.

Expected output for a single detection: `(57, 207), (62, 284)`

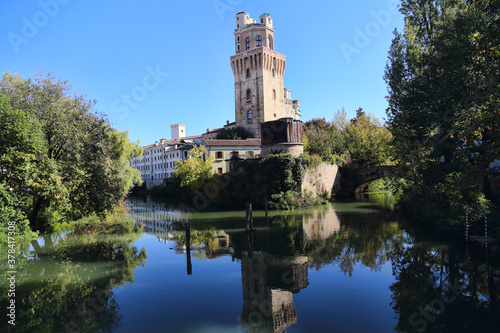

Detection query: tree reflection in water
(388, 234), (500, 333)
(0, 232), (146, 333)
(128, 197), (500, 332)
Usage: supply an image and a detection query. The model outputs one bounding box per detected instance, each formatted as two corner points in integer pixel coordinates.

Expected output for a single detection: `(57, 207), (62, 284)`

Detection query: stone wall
(260, 143), (303, 158)
(301, 163), (340, 197)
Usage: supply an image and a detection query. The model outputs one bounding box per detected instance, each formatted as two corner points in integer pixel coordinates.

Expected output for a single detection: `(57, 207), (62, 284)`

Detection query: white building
(130, 124), (195, 188)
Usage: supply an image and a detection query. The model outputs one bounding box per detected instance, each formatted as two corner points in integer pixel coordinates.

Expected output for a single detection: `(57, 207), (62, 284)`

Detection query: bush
(328, 153), (345, 165)
(367, 176), (407, 195)
(0, 183), (38, 246)
(269, 190), (328, 210)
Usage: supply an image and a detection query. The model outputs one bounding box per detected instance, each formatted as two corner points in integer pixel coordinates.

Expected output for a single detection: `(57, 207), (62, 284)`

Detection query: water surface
(1, 197), (499, 332)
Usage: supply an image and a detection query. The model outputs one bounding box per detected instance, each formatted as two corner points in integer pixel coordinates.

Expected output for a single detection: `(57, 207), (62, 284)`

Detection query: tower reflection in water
(128, 198), (341, 333)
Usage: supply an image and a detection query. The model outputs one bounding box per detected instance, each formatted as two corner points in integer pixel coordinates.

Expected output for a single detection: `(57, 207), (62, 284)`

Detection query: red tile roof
(142, 140), (182, 148)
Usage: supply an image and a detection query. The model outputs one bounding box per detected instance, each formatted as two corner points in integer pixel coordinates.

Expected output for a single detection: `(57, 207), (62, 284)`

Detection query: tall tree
(0, 72), (142, 229)
(385, 0), (499, 221)
(343, 109), (393, 167)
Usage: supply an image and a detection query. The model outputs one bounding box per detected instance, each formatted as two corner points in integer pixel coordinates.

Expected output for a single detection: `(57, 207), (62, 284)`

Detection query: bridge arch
(338, 166), (403, 196)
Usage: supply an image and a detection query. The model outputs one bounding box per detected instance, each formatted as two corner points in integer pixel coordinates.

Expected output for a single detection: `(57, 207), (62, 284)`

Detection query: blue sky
(0, 0), (404, 145)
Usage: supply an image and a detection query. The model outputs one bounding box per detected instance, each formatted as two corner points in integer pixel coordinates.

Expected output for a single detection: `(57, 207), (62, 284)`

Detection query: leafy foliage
(303, 109), (392, 167)
(384, 0), (500, 231)
(215, 126), (254, 140)
(0, 72), (142, 232)
(174, 145), (214, 189)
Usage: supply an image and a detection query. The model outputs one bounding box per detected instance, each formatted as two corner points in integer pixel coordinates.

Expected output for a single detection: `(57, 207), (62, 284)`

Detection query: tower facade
(170, 123), (185, 140)
(231, 12), (301, 138)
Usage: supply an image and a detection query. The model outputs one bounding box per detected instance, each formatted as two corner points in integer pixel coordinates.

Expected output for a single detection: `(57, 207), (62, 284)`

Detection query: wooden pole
(265, 198), (269, 221)
(185, 221), (192, 276)
(246, 203), (253, 232)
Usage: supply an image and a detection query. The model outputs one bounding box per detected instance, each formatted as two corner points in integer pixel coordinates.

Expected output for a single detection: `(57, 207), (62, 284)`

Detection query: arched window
(272, 89), (276, 100)
(268, 35), (273, 50)
(247, 110), (252, 119)
(246, 37), (250, 50)
(246, 89), (251, 101)
(237, 44), (240, 51)
(246, 68), (250, 78)
(256, 35), (262, 46)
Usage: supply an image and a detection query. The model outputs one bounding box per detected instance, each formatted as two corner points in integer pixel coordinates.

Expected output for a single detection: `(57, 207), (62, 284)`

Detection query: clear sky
(0, 0), (404, 145)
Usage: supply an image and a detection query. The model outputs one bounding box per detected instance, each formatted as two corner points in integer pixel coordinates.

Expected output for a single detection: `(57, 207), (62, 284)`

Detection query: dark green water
(1, 196), (499, 332)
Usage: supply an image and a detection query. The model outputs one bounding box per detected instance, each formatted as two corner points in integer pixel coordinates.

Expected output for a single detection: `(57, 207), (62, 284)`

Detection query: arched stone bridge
(338, 166), (403, 195)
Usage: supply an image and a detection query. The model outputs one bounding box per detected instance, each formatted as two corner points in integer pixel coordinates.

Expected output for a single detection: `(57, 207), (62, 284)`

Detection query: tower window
(256, 35), (262, 46)
(268, 35), (273, 50)
(237, 44), (240, 51)
(246, 37), (250, 50)
(246, 68), (250, 78)
(246, 89), (251, 102)
(273, 89), (276, 100)
(247, 110), (252, 119)
(236, 36), (240, 42)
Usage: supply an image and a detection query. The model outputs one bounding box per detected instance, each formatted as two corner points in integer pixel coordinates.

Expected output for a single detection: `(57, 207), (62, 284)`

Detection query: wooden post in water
(185, 221), (192, 275)
(246, 203), (253, 232)
(265, 198), (269, 221)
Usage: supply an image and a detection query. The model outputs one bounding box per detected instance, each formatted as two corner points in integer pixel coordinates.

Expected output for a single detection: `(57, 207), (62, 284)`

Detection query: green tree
(303, 118), (340, 161)
(343, 109), (393, 167)
(331, 108), (392, 167)
(0, 72), (142, 230)
(215, 126), (254, 140)
(174, 145), (214, 189)
(384, 0), (499, 227)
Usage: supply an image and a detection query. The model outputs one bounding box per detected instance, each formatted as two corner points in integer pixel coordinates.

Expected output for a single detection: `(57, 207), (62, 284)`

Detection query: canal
(1, 196), (499, 332)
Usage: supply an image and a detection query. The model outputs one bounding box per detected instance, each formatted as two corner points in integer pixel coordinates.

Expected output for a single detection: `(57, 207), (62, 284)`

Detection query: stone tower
(231, 12), (301, 138)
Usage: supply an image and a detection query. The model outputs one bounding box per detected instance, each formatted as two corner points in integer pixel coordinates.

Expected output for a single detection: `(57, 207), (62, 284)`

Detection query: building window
(236, 35), (240, 41)
(268, 35), (273, 50)
(246, 89), (251, 102)
(237, 44), (240, 51)
(218, 168), (223, 175)
(272, 69), (275, 77)
(256, 35), (262, 46)
(246, 37), (250, 50)
(272, 89), (276, 100)
(246, 68), (250, 78)
(247, 151), (254, 158)
(247, 110), (252, 119)
(216, 151), (224, 159)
